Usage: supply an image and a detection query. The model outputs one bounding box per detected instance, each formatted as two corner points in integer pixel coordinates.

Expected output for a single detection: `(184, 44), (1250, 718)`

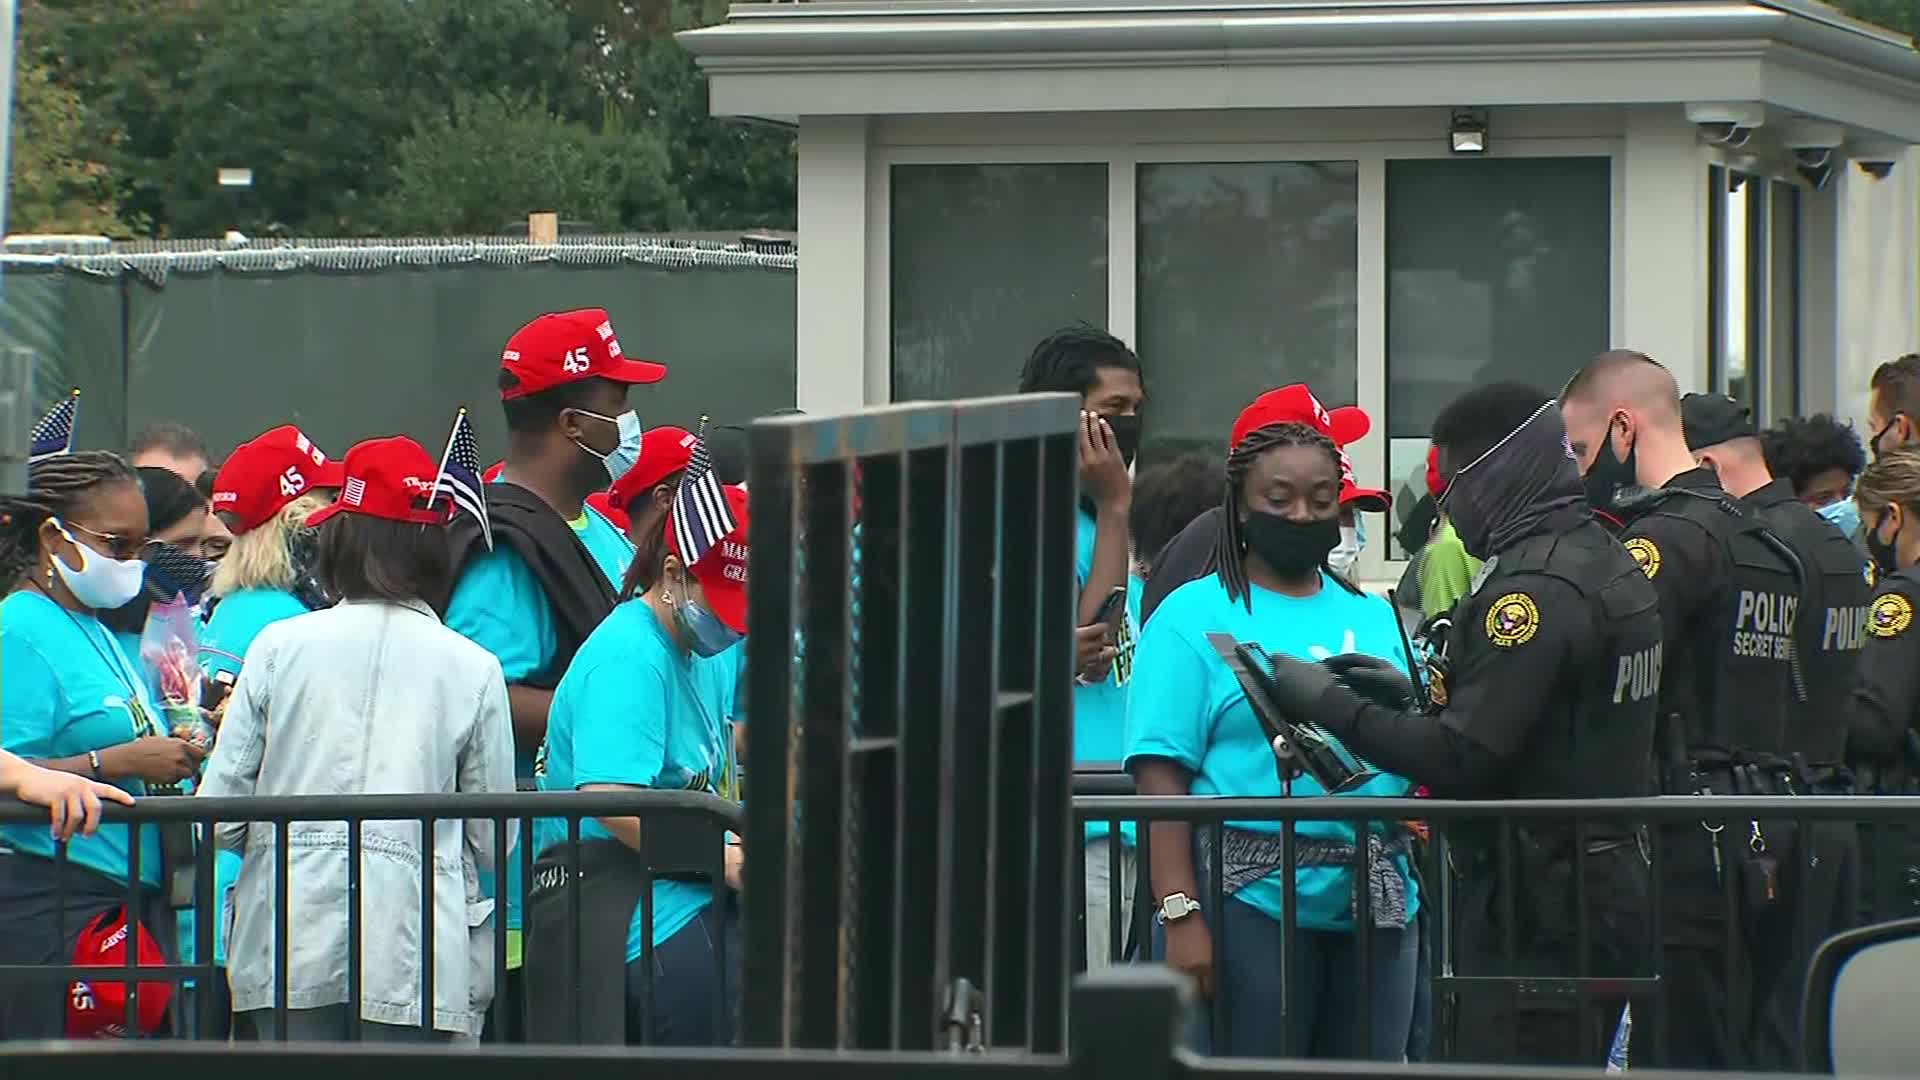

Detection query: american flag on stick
(672, 416), (737, 566)
(431, 408), (493, 550)
(29, 389), (79, 465)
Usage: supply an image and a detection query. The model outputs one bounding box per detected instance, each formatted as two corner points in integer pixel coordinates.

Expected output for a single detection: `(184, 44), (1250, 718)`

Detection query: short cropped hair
(130, 422), (209, 462)
(1870, 353), (1920, 420)
(1431, 382), (1552, 470)
(498, 372), (610, 434)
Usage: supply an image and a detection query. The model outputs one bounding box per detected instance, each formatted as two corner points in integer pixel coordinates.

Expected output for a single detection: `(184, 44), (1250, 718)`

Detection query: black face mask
(1242, 511), (1339, 577)
(1103, 413), (1142, 470)
(1868, 513), (1903, 578)
(286, 526), (332, 610)
(1871, 415), (1903, 461)
(1582, 421), (1639, 512)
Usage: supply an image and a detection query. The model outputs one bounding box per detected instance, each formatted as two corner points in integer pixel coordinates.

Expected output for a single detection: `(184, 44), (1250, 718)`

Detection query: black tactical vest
(1753, 489), (1870, 763)
(1632, 487), (1806, 763)
(1456, 518), (1663, 800)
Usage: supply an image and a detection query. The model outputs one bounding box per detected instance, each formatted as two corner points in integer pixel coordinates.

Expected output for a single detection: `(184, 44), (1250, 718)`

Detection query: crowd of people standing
(3, 308), (1920, 1073)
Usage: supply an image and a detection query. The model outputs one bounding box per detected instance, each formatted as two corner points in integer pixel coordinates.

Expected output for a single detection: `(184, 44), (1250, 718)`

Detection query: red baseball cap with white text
(665, 484), (750, 636)
(498, 309), (666, 400)
(211, 425), (347, 535)
(609, 426), (696, 513)
(1230, 385), (1371, 449)
(305, 436), (454, 528)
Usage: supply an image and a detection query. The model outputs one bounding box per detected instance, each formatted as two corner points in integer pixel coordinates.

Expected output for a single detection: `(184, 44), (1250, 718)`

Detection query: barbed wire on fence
(0, 234), (799, 286)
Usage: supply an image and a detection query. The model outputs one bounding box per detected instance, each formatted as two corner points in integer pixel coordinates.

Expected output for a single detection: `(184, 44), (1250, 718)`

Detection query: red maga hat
(304, 436), (454, 528)
(1230, 385), (1371, 450)
(210, 425), (346, 535)
(608, 426), (696, 513)
(1337, 448), (1391, 512)
(498, 309), (666, 400)
(665, 484), (750, 636)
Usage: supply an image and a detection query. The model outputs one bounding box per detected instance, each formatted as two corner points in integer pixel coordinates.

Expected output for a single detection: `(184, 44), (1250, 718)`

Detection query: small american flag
(29, 389), (79, 464)
(431, 408), (493, 550)
(672, 416), (736, 566)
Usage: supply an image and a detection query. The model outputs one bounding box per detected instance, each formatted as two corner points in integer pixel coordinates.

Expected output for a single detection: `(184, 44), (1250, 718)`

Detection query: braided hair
(1213, 421), (1363, 608)
(0, 452), (140, 591)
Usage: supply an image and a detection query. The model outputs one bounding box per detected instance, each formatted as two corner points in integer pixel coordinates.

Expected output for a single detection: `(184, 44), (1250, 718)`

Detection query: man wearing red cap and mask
(1140, 385), (1388, 626)
(443, 308), (665, 1038)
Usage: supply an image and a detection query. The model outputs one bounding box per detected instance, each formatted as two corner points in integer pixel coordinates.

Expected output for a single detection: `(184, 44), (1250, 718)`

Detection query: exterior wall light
(1450, 109), (1488, 154)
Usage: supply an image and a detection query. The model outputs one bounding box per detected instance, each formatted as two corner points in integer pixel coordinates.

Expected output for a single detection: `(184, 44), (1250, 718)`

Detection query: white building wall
(1835, 147), (1920, 427)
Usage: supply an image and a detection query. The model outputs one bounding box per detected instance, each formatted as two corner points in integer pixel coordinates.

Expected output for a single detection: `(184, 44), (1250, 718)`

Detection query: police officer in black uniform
(1250, 381), (1661, 1067)
(1848, 449), (1920, 919)
(1556, 351), (1806, 1071)
(1682, 391), (1870, 1070)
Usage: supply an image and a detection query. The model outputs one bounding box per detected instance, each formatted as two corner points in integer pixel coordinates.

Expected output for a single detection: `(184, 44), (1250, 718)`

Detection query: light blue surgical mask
(672, 573), (743, 657)
(1817, 496), (1859, 539)
(573, 409), (644, 483)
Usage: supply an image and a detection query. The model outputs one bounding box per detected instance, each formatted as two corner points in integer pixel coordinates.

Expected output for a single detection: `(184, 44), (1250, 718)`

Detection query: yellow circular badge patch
(1869, 592), (1914, 640)
(1485, 592), (1541, 648)
(1624, 537), (1661, 580)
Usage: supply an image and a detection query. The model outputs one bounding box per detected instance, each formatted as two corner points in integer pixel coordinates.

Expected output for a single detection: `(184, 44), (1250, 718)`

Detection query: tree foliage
(10, 0), (796, 238)
(6, 50), (138, 235)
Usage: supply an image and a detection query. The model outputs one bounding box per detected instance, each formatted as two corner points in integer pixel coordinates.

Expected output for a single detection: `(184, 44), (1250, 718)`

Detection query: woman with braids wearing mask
(200, 426), (343, 698)
(0, 452), (207, 1038)
(1124, 421), (1420, 1060)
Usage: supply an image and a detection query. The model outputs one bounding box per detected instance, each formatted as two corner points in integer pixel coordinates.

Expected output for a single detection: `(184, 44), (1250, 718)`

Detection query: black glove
(1322, 653), (1415, 710)
(1262, 653), (1344, 719)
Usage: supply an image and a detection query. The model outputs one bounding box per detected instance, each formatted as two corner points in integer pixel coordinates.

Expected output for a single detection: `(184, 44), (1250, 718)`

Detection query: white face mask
(50, 519), (148, 610)
(1328, 519), (1366, 576)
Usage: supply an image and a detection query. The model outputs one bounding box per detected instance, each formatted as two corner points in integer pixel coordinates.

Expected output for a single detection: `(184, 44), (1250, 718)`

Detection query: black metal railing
(1071, 792), (1920, 1071)
(742, 394), (1081, 1053)
(0, 790), (740, 1044)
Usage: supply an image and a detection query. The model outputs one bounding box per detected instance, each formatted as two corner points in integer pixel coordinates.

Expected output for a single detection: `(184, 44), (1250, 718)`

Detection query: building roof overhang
(679, 0), (1920, 142)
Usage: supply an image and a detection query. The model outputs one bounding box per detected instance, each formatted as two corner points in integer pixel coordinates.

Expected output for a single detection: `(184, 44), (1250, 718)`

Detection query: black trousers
(1746, 822), (1857, 1072)
(1447, 842), (1650, 1067)
(1644, 822), (1776, 1072)
(1857, 820), (1920, 924)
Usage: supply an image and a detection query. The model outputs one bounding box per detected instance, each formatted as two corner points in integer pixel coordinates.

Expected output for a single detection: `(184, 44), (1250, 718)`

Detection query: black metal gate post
(740, 394), (1080, 1053)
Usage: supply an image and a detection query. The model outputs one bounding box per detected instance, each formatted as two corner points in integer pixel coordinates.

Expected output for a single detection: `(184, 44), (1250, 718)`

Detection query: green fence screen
(0, 238), (798, 464)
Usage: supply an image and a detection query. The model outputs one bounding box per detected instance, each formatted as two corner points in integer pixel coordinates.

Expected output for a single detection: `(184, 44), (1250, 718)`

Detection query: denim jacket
(196, 597), (515, 1034)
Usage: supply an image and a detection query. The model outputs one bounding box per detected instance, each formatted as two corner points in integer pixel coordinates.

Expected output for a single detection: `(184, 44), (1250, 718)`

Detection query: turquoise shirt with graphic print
(2, 591), (163, 887)
(534, 598), (739, 962)
(447, 496), (633, 940)
(1073, 508), (1141, 845)
(1124, 572), (1420, 932)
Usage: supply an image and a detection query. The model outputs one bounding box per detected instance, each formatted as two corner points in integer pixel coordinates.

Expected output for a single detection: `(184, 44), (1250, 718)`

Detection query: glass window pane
(1135, 161), (1359, 464)
(1386, 157), (1612, 441)
(1768, 181), (1801, 423)
(890, 164), (1108, 401)
(1386, 156), (1611, 558)
(1721, 171), (1753, 408)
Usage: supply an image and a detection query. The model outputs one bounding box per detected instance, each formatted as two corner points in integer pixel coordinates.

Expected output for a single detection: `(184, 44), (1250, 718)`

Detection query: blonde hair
(1854, 449), (1920, 520)
(210, 492), (332, 597)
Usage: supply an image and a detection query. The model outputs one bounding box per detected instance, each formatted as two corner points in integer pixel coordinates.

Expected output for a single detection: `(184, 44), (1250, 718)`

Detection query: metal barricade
(1071, 792), (1920, 1070)
(740, 393), (1081, 1053)
(0, 790), (740, 1043)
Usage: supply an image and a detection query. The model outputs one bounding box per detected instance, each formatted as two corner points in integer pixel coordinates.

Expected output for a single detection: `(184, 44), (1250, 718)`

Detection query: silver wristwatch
(1155, 892), (1202, 925)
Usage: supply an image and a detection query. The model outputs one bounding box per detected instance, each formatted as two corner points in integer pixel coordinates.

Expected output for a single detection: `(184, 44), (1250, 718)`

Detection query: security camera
(1780, 120), (1845, 190)
(1686, 103), (1765, 147)
(1849, 141), (1906, 181)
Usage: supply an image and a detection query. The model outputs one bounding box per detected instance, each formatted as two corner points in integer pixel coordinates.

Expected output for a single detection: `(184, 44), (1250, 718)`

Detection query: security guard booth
(681, 0), (1920, 579)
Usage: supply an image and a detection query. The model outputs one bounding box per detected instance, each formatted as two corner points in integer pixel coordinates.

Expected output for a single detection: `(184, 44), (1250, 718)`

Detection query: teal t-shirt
(1073, 508), (1141, 845)
(199, 587), (309, 683)
(1124, 572), (1420, 931)
(448, 495), (633, 936)
(1, 591), (162, 887)
(533, 599), (740, 962)
(195, 588), (304, 966)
